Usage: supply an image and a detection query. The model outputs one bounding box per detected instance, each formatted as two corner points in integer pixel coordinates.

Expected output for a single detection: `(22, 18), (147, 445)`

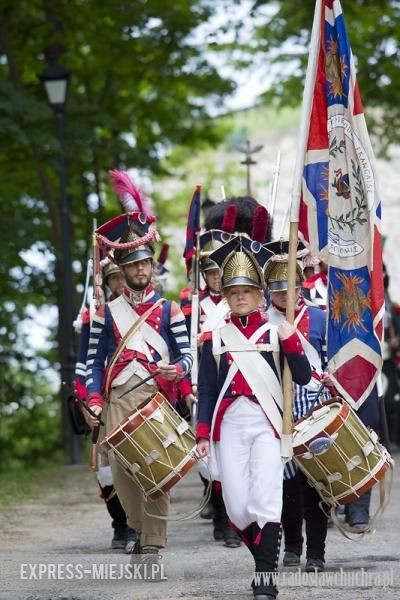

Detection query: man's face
(225, 285), (262, 316)
(204, 268), (221, 293)
(122, 258), (153, 291)
(270, 288), (300, 310)
(106, 272), (125, 297)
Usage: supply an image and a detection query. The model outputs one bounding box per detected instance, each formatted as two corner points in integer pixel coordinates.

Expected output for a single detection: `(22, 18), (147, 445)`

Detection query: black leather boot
(252, 522), (282, 598)
(101, 485), (128, 549)
(212, 485), (228, 541)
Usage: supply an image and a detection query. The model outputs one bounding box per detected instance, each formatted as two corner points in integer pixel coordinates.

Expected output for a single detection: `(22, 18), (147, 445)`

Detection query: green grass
(0, 461), (66, 506)
(0, 442), (92, 507)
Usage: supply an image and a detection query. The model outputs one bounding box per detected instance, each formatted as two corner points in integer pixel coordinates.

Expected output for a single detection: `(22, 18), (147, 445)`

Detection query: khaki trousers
(100, 375), (169, 548)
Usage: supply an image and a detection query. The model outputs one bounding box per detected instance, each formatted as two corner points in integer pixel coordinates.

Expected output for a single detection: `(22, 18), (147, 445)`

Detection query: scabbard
(90, 443), (98, 471)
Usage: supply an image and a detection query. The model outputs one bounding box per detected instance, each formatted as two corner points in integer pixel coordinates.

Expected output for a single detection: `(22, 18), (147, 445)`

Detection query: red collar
(201, 288), (223, 303)
(230, 309), (263, 329)
(271, 298), (305, 317)
(305, 271), (328, 286)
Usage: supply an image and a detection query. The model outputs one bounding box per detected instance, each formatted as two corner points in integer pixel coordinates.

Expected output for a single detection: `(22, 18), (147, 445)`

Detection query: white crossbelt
(267, 304), (322, 391)
(211, 322), (283, 437)
(200, 296), (230, 333)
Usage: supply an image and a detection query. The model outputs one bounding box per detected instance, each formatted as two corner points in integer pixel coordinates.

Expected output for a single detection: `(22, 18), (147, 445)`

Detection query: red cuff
(199, 331), (212, 345)
(73, 378), (87, 401)
(180, 378), (192, 396)
(196, 422), (210, 442)
(87, 393), (104, 409)
(280, 332), (304, 355)
(175, 363), (185, 381)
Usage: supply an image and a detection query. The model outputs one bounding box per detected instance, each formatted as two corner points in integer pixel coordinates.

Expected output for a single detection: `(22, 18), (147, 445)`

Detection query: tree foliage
(251, 0), (400, 153)
(0, 0), (236, 466)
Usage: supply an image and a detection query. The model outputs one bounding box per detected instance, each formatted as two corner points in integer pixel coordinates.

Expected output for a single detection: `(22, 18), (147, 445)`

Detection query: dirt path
(1, 454), (400, 600)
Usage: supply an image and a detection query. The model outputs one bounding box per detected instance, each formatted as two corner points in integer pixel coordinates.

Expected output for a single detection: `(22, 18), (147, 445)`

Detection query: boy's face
(106, 272), (125, 297)
(270, 288), (300, 310)
(204, 268), (221, 293)
(225, 285), (262, 316)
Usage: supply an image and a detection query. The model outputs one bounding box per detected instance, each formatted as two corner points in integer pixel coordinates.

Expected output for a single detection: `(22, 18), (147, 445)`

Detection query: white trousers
(216, 396), (283, 530)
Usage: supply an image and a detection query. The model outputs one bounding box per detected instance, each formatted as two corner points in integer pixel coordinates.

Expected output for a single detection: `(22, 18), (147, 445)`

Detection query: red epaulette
(179, 287), (191, 301)
(182, 305), (192, 316)
(82, 307), (90, 325)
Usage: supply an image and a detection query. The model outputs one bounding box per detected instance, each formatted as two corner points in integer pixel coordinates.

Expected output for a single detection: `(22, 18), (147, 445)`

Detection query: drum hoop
(293, 401), (350, 455)
(294, 444), (391, 504)
(145, 451), (197, 499)
(295, 396), (347, 427)
(100, 391), (167, 447)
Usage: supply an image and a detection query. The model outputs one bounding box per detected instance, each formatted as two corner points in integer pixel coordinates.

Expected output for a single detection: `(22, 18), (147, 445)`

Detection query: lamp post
(39, 62), (82, 464)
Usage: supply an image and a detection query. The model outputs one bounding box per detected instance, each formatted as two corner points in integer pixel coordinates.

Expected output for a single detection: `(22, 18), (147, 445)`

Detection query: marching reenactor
(196, 215), (311, 599)
(180, 204), (241, 547)
(301, 260), (328, 311)
(265, 241), (330, 572)
(85, 171), (193, 557)
(73, 260), (133, 551)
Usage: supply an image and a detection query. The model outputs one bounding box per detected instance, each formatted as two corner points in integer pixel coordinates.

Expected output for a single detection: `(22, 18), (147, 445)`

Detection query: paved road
(0, 448), (399, 600)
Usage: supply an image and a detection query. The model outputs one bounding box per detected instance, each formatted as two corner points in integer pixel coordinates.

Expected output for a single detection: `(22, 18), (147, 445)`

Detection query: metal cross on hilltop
(237, 139), (263, 196)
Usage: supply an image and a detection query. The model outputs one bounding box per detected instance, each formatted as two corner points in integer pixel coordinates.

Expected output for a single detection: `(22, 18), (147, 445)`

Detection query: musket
(190, 230), (201, 396)
(92, 217), (105, 311)
(269, 150), (281, 237)
(90, 425), (100, 470)
(77, 397), (105, 426)
(77, 399), (103, 471)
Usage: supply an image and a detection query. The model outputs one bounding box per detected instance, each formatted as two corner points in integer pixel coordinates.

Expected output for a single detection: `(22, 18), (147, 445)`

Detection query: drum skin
(292, 398), (391, 505)
(101, 392), (197, 499)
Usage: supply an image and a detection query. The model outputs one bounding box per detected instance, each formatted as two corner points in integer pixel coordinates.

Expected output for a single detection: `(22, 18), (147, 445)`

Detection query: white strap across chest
(200, 296), (230, 333)
(108, 295), (169, 362)
(211, 321), (283, 437)
(268, 305), (322, 376)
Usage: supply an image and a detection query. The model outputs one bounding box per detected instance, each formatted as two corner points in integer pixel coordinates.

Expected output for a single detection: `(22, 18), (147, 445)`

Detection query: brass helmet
(113, 221), (155, 266)
(199, 229), (233, 272)
(264, 240), (305, 291)
(103, 260), (120, 281)
(209, 235), (272, 291)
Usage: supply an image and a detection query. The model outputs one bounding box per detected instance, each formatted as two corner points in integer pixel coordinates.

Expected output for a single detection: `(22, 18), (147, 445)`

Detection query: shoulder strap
(104, 298), (164, 398)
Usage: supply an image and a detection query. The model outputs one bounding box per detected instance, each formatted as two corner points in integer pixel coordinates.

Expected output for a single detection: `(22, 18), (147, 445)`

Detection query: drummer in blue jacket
(265, 241), (330, 573)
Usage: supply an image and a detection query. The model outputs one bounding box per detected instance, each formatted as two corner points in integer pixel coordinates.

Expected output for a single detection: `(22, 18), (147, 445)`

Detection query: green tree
(0, 0), (236, 465)
(251, 0), (400, 153)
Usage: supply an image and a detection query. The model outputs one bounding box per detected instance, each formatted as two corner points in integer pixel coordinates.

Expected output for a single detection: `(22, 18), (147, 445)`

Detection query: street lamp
(39, 62), (82, 464)
(39, 62), (70, 112)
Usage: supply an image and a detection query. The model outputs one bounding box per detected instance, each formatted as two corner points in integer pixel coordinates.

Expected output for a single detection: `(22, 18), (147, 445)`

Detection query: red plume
(220, 203), (237, 233)
(157, 243), (169, 265)
(252, 206), (269, 243)
(109, 169), (145, 214)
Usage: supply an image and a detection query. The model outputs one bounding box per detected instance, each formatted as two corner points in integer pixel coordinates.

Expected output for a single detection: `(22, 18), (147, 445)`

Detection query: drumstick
(118, 356), (182, 399)
(307, 380), (328, 412)
(77, 398), (105, 426)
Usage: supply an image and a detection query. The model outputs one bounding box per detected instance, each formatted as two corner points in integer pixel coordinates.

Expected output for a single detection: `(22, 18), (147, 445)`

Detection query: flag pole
(281, 0), (322, 460)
